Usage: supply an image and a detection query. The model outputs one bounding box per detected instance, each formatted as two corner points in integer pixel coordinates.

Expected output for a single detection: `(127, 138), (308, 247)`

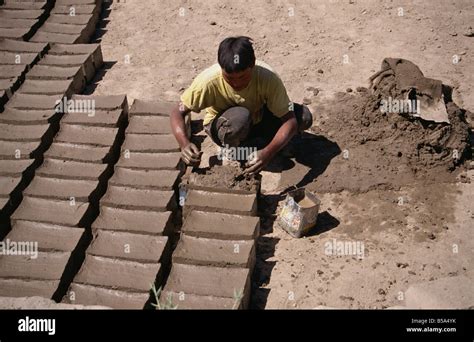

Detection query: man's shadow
(265, 131), (341, 191)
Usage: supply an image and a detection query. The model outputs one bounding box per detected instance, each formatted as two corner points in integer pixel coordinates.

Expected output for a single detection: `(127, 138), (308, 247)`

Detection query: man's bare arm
(244, 111), (297, 174)
(170, 102), (201, 165)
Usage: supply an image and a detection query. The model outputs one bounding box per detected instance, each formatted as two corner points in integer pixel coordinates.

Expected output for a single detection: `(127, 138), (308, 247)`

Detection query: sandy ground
(91, 0), (474, 309)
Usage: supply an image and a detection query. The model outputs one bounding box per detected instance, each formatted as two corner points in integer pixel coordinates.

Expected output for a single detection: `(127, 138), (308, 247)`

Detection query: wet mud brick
(88, 229), (169, 263)
(44, 142), (115, 163)
(48, 43), (103, 71)
(25, 64), (86, 94)
(12, 196), (90, 227)
(0, 139), (47, 160)
(121, 133), (179, 153)
(92, 206), (173, 235)
(71, 94), (128, 112)
(100, 185), (176, 212)
(65, 283), (150, 309)
(36, 158), (107, 181)
(129, 99), (191, 136)
(19, 79), (74, 97)
(184, 189), (257, 217)
(0, 18), (37, 29)
(116, 151), (181, 170)
(6, 93), (64, 110)
(0, 51), (37, 66)
(74, 255), (162, 292)
(8, 220), (85, 252)
(0, 39), (48, 55)
(160, 290), (240, 309)
(0, 122), (54, 142)
(0, 2), (50, 10)
(54, 124), (119, 147)
(0, 159), (35, 177)
(24, 176), (101, 202)
(164, 263), (251, 309)
(173, 234), (256, 269)
(126, 115), (173, 134)
(109, 168), (180, 190)
(38, 53), (97, 83)
(0, 251), (73, 280)
(0, 279), (60, 299)
(62, 109), (125, 127)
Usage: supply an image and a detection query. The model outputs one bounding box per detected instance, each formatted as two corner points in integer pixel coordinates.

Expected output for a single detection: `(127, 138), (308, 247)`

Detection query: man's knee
(294, 104), (313, 132)
(215, 106), (252, 147)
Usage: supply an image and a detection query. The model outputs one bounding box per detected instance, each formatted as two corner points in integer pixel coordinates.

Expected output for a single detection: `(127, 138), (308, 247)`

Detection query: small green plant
(151, 284), (178, 310)
(232, 288), (244, 309)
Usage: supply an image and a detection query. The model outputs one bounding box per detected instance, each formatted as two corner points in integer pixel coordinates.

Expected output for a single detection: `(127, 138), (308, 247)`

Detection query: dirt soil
(188, 164), (260, 193)
(92, 0), (474, 309)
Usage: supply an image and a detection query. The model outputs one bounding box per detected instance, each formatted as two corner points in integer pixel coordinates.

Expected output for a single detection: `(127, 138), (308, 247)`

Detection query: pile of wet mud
(303, 58), (471, 193)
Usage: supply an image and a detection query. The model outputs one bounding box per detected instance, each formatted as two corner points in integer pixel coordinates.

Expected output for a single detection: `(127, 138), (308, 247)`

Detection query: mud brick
(19, 79), (74, 96)
(40, 22), (88, 34)
(44, 142), (113, 163)
(0, 175), (21, 196)
(130, 99), (174, 116)
(0, 10), (43, 19)
(92, 206), (173, 235)
(0, 18), (37, 28)
(160, 291), (239, 309)
(54, 124), (119, 147)
(0, 51), (37, 65)
(0, 279), (60, 299)
(72, 94), (128, 111)
(0, 64), (27, 78)
(39, 53), (95, 82)
(173, 234), (256, 269)
(164, 263), (251, 308)
(88, 229), (168, 263)
(126, 115), (172, 134)
(62, 109), (124, 127)
(0, 122), (51, 141)
(48, 43), (103, 70)
(31, 31), (83, 44)
(0, 251), (71, 280)
(56, 0), (101, 5)
(0, 108), (59, 125)
(0, 158), (34, 177)
(24, 176), (100, 201)
(184, 190), (257, 216)
(8, 220), (85, 252)
(109, 167), (179, 190)
(116, 152), (181, 170)
(7, 93), (64, 110)
(36, 158), (107, 180)
(65, 283), (149, 309)
(47, 13), (94, 26)
(1, 2), (47, 10)
(52, 5), (98, 15)
(0, 140), (43, 160)
(100, 185), (176, 211)
(0, 39), (47, 54)
(121, 134), (179, 153)
(0, 27), (32, 40)
(12, 196), (89, 226)
(74, 255), (161, 292)
(26, 65), (85, 93)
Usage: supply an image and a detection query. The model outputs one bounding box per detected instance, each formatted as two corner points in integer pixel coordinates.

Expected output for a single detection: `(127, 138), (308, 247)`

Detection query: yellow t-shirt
(180, 60), (291, 126)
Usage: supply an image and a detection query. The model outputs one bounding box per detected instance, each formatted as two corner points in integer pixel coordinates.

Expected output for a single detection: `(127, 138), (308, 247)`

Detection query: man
(170, 36), (312, 174)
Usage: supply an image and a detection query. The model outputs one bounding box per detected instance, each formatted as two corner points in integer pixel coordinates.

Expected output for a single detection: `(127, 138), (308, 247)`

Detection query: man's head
(218, 36), (255, 91)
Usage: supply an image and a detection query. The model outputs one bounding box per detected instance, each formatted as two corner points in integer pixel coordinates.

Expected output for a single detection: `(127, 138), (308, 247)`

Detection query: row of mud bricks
(0, 0), (103, 44)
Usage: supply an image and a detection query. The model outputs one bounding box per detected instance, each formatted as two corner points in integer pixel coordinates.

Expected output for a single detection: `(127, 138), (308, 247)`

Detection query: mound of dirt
(304, 58), (471, 193)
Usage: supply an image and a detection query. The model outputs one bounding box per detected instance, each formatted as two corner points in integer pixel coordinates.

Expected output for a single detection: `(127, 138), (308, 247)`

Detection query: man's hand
(181, 142), (201, 166)
(244, 149), (272, 175)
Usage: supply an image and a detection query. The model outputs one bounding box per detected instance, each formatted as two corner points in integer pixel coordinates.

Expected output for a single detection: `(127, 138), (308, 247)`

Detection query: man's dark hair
(218, 36), (256, 73)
